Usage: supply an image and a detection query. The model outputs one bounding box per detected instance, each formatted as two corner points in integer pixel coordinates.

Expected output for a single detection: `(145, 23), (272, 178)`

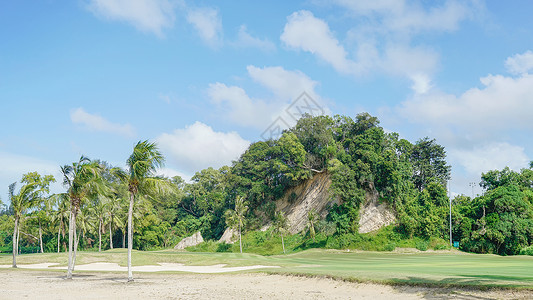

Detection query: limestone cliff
(357, 186), (396, 233)
(273, 173), (396, 234)
(274, 172), (338, 234)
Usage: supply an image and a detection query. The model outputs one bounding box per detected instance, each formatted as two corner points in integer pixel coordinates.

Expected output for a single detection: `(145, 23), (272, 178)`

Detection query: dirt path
(1, 270), (531, 300)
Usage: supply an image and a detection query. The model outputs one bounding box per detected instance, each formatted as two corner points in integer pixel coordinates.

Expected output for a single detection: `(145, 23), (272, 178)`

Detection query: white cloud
(186, 7), (223, 47)
(282, 2), (477, 92)
(247, 65), (319, 100)
(208, 65), (326, 129)
(156, 167), (192, 182)
(208, 82), (276, 128)
(450, 143), (529, 176)
(70, 108), (135, 137)
(87, 0), (177, 37)
(398, 72), (533, 131)
(332, 0), (473, 34)
(156, 122), (250, 174)
(281, 10), (360, 75)
(233, 25), (275, 52)
(505, 50), (533, 75)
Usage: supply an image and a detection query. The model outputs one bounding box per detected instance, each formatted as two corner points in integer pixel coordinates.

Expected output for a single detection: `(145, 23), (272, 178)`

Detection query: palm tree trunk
(67, 208), (76, 279)
(73, 228), (79, 270)
(57, 226), (61, 253)
(109, 221), (113, 249)
(281, 233), (285, 254)
(98, 220), (102, 252)
(39, 222), (43, 253)
(12, 217), (18, 268)
(122, 229), (126, 248)
(16, 227), (20, 256)
(127, 192), (134, 282)
(239, 223), (242, 254)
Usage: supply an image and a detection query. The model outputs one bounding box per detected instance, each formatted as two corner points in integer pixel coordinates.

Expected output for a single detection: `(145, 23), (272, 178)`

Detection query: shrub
(520, 245), (533, 256)
(415, 239), (429, 251)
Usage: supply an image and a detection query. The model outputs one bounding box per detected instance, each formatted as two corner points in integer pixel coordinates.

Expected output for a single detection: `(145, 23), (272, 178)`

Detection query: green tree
(9, 172), (54, 267)
(61, 156), (103, 279)
(50, 193), (69, 253)
(225, 195), (248, 253)
(125, 140), (171, 282)
(410, 137), (451, 191)
(306, 209), (319, 241)
(272, 211), (289, 254)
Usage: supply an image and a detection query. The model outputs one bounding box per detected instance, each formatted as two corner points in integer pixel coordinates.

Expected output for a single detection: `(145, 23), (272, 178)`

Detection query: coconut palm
(272, 211), (289, 254)
(125, 140), (171, 282)
(9, 172), (53, 267)
(50, 193), (70, 253)
(9, 182), (37, 267)
(225, 195), (248, 254)
(90, 196), (108, 252)
(61, 156), (103, 279)
(105, 194), (125, 250)
(307, 209), (319, 242)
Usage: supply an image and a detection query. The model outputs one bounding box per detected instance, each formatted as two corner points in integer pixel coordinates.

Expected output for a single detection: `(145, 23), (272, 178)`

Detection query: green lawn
(1, 249), (532, 289)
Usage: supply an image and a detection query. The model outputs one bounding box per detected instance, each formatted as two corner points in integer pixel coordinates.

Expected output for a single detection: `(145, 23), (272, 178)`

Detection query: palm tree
(272, 211), (289, 254)
(106, 195), (125, 250)
(61, 156), (103, 279)
(225, 195), (248, 254)
(9, 182), (37, 267)
(9, 172), (53, 267)
(90, 196), (108, 252)
(50, 193), (70, 253)
(307, 209), (319, 242)
(125, 140), (171, 282)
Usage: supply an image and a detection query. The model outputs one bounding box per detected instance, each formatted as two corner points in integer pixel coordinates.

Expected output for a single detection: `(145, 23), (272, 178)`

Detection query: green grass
(1, 248), (533, 289)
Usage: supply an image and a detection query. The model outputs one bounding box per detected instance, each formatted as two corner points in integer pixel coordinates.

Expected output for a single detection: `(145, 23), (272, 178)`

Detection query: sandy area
(1, 269), (531, 300)
(0, 262), (279, 273)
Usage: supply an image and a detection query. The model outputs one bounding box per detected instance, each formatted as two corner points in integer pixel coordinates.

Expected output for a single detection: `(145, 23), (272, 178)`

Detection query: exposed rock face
(218, 227), (235, 244)
(174, 231), (204, 249)
(358, 187), (396, 233)
(221, 173), (396, 237)
(275, 172), (339, 234)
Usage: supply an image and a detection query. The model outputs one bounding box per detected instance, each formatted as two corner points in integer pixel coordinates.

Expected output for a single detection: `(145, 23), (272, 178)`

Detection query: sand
(1, 269), (531, 300)
(0, 262), (279, 273)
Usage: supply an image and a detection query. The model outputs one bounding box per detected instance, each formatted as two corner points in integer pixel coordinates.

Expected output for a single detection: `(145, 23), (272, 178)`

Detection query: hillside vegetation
(1, 113), (532, 256)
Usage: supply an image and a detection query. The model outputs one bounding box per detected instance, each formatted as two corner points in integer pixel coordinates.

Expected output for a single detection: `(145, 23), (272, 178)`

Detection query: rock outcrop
(174, 231), (204, 250)
(275, 172), (338, 234)
(218, 227), (235, 244)
(358, 187), (396, 233)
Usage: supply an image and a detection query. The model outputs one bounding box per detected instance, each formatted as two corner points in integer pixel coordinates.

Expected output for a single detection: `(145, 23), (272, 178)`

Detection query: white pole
(448, 182), (452, 247)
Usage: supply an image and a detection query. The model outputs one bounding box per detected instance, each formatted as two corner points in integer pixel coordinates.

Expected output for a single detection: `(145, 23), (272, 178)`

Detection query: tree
(272, 211), (289, 254)
(125, 140), (171, 282)
(106, 195), (124, 250)
(61, 156), (103, 279)
(50, 193), (70, 253)
(306, 209), (319, 242)
(410, 137), (451, 191)
(225, 195), (248, 253)
(9, 172), (54, 267)
(89, 196), (108, 252)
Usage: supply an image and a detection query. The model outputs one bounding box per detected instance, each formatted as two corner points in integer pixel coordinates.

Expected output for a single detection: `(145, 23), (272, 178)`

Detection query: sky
(1, 0), (533, 202)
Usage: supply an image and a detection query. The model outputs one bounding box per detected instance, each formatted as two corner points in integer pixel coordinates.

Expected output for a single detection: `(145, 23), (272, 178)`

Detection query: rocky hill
(273, 173), (396, 234)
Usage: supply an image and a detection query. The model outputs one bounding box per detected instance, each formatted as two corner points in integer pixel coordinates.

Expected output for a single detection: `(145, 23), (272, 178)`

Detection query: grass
(1, 248), (533, 289)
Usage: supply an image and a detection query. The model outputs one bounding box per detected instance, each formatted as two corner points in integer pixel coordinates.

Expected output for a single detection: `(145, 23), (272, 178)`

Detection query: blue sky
(1, 0), (533, 201)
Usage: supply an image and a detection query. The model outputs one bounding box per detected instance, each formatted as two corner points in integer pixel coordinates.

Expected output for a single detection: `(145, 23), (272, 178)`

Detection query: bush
(415, 239), (429, 251)
(429, 237), (450, 250)
(216, 242), (232, 252)
(382, 242), (396, 251)
(520, 245), (533, 256)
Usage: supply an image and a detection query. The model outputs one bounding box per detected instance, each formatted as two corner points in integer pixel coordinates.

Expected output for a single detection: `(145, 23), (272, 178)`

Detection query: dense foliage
(0, 113), (531, 256)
